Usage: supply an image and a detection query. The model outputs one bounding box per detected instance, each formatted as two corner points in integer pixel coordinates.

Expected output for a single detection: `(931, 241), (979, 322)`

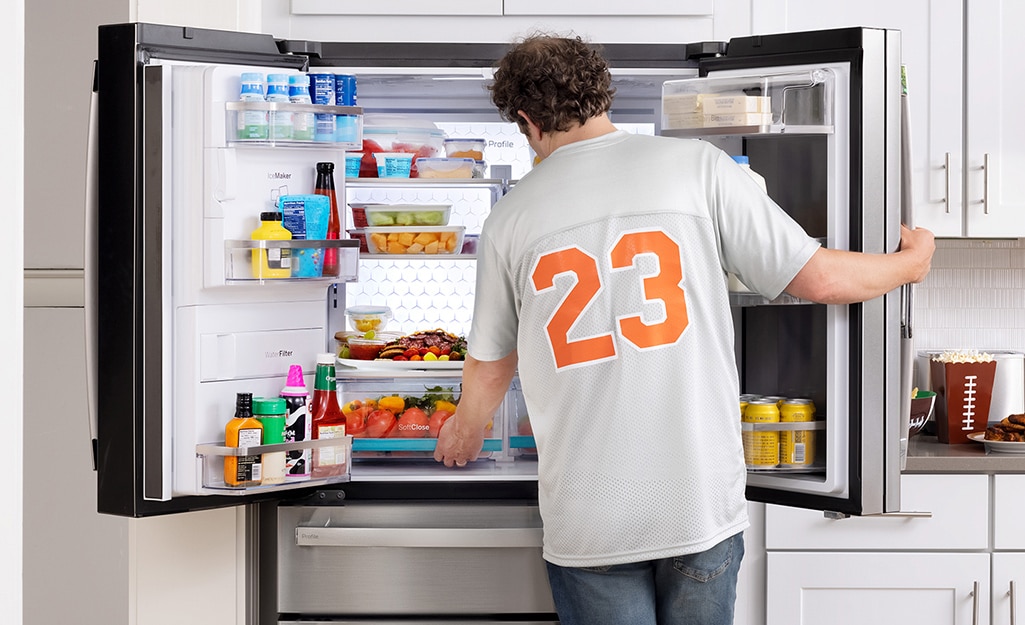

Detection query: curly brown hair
(489, 34), (616, 134)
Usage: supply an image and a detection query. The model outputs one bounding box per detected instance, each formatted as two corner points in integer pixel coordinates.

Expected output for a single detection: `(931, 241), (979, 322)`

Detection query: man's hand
(899, 224), (935, 284)
(434, 416), (485, 468)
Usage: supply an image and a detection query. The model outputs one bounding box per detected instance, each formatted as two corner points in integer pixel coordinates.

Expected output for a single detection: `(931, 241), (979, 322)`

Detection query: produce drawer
(765, 474), (989, 550)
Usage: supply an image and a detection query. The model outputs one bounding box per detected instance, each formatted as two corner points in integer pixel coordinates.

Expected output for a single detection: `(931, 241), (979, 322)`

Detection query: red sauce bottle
(310, 353), (348, 478)
(314, 162), (341, 277)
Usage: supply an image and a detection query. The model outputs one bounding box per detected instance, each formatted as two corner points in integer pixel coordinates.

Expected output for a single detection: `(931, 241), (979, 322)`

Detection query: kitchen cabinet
(767, 552), (989, 624)
(754, 0), (1025, 237)
(502, 0), (712, 16)
(291, 0), (711, 17)
(767, 473), (1025, 625)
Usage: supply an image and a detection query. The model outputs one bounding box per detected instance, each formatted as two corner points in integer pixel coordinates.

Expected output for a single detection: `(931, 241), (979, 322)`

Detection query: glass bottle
(311, 353), (348, 478)
(314, 162), (341, 277)
(224, 392), (263, 487)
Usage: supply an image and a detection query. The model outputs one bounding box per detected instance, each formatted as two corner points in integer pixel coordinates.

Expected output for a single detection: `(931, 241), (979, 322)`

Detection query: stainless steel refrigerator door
(277, 503), (556, 617)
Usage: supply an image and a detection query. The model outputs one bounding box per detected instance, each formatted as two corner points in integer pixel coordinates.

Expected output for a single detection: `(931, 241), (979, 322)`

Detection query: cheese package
(663, 111), (773, 130)
(663, 93), (771, 115)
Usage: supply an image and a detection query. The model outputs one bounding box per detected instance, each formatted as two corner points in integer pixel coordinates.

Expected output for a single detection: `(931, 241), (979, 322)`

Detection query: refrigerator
(92, 20), (908, 622)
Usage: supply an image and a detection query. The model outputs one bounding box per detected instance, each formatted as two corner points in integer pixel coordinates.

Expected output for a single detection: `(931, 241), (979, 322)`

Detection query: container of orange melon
(364, 225), (465, 255)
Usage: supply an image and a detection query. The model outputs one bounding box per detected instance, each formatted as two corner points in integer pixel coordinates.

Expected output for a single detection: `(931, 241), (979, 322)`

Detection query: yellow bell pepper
(342, 398), (377, 416)
(434, 399), (458, 414)
(378, 395), (405, 414)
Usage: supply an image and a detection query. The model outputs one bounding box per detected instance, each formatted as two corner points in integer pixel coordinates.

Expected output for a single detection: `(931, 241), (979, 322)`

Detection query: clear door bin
(333, 371), (512, 459)
(224, 238), (360, 283)
(662, 68), (836, 135)
(505, 377), (537, 458)
(741, 421), (826, 473)
(226, 101), (363, 149)
(196, 436), (352, 494)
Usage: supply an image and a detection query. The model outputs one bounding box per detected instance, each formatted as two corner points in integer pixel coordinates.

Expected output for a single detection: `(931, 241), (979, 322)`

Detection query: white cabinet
(753, 0), (1025, 237)
(502, 0), (712, 16)
(291, 0), (711, 17)
(767, 474), (1025, 625)
(963, 0), (1025, 237)
(767, 552), (989, 625)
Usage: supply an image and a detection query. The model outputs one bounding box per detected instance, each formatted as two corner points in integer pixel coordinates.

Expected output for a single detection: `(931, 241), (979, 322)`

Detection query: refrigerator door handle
(295, 526), (544, 549)
(85, 60), (99, 471)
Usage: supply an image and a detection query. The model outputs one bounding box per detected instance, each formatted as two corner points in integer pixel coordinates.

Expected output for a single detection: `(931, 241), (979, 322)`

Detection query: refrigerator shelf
(345, 178), (509, 189)
(661, 124), (833, 138)
(729, 291), (816, 307)
(352, 438), (502, 453)
(196, 436), (352, 494)
(224, 238), (360, 283)
(226, 101), (363, 150)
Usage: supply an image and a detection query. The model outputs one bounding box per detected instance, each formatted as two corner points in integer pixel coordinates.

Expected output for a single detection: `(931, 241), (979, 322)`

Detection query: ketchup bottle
(310, 353), (347, 478)
(314, 162), (341, 277)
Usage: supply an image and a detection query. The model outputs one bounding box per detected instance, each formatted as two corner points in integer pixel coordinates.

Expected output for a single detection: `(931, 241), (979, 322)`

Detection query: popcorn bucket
(930, 359), (998, 444)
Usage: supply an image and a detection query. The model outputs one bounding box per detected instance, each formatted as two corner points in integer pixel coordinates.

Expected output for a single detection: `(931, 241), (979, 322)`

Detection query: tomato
(428, 409), (454, 438)
(394, 407), (430, 438)
(403, 348), (419, 359)
(346, 408), (368, 437)
(364, 409), (397, 438)
(428, 346), (441, 356)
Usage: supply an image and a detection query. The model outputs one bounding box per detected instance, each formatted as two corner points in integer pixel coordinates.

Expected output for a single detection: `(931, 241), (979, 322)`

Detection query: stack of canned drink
(740, 394), (816, 469)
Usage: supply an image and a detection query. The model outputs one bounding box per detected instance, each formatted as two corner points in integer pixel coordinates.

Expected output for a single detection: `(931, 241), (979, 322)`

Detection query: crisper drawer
(765, 474), (989, 550)
(277, 503), (556, 616)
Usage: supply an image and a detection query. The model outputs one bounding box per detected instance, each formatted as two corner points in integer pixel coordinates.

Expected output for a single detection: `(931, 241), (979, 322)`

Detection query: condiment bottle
(253, 397), (287, 485)
(288, 74), (315, 141)
(266, 74), (293, 141)
(310, 353), (348, 479)
(238, 72), (268, 140)
(251, 211), (292, 279)
(280, 364), (311, 480)
(224, 392), (263, 487)
(314, 162), (341, 277)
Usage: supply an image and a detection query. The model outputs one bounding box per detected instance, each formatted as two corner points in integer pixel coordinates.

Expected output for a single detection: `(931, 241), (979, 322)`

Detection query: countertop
(906, 434), (1025, 473)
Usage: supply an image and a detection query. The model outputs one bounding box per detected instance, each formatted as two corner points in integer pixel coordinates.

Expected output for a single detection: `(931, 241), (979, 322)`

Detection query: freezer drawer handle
(824, 510), (932, 520)
(296, 526), (543, 549)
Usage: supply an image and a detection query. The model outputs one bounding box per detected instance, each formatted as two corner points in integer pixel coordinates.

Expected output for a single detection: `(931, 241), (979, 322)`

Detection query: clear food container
(345, 305), (393, 333)
(444, 138), (486, 160)
(364, 225), (465, 255)
(364, 204), (452, 227)
(415, 157), (476, 179)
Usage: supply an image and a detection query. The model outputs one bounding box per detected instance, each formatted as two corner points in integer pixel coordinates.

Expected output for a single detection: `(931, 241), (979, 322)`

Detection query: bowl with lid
(345, 305), (393, 333)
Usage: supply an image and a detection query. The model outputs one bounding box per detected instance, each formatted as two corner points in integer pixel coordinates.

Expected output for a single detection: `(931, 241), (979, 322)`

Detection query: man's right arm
(784, 225), (935, 305)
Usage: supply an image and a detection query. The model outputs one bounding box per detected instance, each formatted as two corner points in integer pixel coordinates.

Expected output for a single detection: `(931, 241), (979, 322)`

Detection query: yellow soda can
(780, 398), (816, 467)
(742, 398), (780, 468)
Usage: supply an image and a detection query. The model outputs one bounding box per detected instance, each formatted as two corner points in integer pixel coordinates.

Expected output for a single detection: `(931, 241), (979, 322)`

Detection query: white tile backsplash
(914, 239), (1025, 353)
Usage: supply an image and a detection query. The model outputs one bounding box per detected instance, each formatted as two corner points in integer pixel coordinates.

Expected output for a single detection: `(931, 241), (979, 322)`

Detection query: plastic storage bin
(364, 204), (452, 227)
(365, 226), (465, 255)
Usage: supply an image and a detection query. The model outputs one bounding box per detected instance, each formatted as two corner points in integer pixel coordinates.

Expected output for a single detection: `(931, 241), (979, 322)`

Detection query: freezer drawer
(277, 503), (556, 617)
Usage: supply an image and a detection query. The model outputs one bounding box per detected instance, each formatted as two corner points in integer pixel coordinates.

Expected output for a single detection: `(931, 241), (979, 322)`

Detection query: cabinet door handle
(1011, 579), (1017, 625)
(971, 580), (980, 625)
(982, 153), (991, 215)
(943, 151), (952, 214)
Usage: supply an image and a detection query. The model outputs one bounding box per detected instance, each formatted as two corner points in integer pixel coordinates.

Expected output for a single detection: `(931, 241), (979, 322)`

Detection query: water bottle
(237, 73), (268, 140)
(266, 74), (292, 141)
(289, 75), (315, 141)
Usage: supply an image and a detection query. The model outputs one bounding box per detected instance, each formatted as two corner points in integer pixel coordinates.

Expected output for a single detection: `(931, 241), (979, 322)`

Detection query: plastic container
(224, 392), (263, 486)
(253, 397), (287, 485)
(461, 233), (480, 254)
(266, 74), (292, 140)
(288, 74), (315, 141)
(250, 211), (292, 279)
(280, 364), (311, 480)
(472, 161), (488, 178)
(375, 152), (414, 178)
(237, 73), (268, 140)
(364, 204), (451, 227)
(444, 138), (486, 160)
(416, 157), (476, 179)
(365, 225), (465, 255)
(360, 115), (446, 177)
(345, 305), (393, 333)
(347, 229), (369, 253)
(309, 73), (336, 141)
(279, 194), (330, 277)
(344, 152), (363, 178)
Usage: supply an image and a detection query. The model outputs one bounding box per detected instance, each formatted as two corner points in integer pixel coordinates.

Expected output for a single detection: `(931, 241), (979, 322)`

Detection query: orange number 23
(530, 230), (689, 370)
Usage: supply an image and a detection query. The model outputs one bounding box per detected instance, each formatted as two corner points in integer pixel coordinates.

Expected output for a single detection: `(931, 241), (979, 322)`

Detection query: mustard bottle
(251, 211), (292, 279)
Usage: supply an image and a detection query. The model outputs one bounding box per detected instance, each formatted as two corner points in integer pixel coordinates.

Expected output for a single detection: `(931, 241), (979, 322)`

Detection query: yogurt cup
(374, 152), (414, 178)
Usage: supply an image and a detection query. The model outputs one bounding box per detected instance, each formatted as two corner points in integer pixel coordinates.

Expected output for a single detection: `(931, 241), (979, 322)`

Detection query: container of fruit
(345, 305), (393, 333)
(365, 225), (464, 255)
(363, 204), (451, 227)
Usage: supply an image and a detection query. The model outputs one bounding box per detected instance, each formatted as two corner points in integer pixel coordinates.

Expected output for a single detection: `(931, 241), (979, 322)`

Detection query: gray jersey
(470, 131), (819, 566)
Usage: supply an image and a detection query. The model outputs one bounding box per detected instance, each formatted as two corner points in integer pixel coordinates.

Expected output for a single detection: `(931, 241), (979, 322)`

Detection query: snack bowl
(346, 336), (389, 360)
(364, 204), (451, 227)
(365, 225), (465, 255)
(335, 330), (401, 359)
(908, 390), (937, 437)
(345, 305), (393, 333)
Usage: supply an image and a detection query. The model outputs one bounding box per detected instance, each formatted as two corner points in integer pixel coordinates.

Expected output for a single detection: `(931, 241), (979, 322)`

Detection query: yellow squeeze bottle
(251, 211), (292, 279)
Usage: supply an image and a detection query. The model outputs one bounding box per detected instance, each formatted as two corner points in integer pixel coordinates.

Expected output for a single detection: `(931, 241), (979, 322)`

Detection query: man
(435, 34), (934, 625)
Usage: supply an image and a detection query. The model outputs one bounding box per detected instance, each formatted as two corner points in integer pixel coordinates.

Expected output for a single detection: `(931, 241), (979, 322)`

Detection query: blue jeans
(545, 532), (744, 625)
